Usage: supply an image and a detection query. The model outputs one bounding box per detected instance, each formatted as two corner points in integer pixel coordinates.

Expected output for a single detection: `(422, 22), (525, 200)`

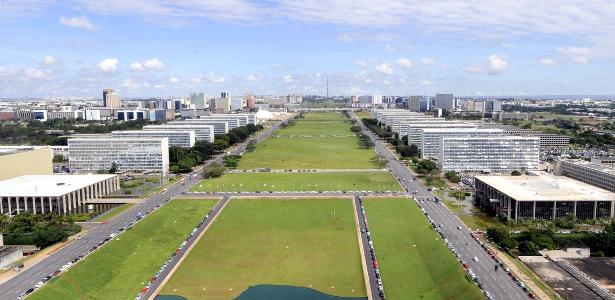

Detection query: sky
(1, 0), (615, 98)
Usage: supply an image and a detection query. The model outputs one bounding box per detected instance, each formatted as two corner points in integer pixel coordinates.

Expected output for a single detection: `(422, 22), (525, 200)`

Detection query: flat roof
(0, 175), (116, 197)
(0, 146), (46, 156)
(476, 175), (615, 201)
(420, 128), (503, 133)
(564, 159), (615, 176)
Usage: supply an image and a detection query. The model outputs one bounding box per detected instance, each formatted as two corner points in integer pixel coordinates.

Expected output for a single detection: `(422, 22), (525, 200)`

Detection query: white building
(0, 174), (119, 215)
(111, 130), (195, 148)
(419, 128), (503, 159)
(555, 160), (615, 193)
(68, 138), (169, 174)
(407, 123), (478, 145)
(230, 98), (245, 111)
(168, 119), (229, 135)
(197, 115), (247, 128)
(143, 124), (214, 142)
(439, 136), (540, 172)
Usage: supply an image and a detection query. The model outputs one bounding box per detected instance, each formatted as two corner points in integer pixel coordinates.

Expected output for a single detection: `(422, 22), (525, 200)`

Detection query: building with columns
(475, 175), (615, 220)
(0, 174), (119, 216)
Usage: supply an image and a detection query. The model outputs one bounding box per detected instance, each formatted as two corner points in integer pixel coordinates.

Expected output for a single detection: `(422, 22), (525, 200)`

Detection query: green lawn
(237, 112), (376, 170)
(354, 110), (372, 120)
(363, 198), (483, 300)
(29, 199), (216, 300)
(160, 198), (365, 300)
(191, 172), (401, 192)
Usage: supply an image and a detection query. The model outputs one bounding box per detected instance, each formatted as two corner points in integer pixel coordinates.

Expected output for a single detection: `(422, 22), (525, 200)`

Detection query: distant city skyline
(1, 1), (615, 97)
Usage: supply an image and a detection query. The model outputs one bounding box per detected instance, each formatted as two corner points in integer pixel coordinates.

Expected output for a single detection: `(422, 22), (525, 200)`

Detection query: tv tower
(326, 75), (329, 99)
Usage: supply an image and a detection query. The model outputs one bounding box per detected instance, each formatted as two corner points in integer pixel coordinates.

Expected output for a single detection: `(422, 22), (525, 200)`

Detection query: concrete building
(210, 97), (230, 114)
(555, 160), (615, 193)
(590, 157), (615, 168)
(497, 112), (530, 121)
(0, 147), (53, 181)
(68, 138), (169, 174)
(48, 111), (77, 120)
(484, 100), (502, 112)
(475, 175), (615, 220)
(419, 128), (503, 159)
(406, 123), (477, 145)
(439, 136), (540, 172)
(143, 124), (214, 142)
(230, 98), (245, 111)
(0, 174), (119, 215)
(111, 130), (195, 148)
(103, 89), (121, 108)
(117, 110), (147, 121)
(168, 119), (229, 135)
(435, 93), (454, 110)
(197, 115), (247, 128)
(190, 93), (207, 109)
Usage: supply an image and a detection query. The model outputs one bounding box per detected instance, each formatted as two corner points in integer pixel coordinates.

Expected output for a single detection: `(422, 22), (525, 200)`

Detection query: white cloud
(282, 75), (294, 83)
(384, 44), (395, 52)
(375, 63), (393, 75)
(485, 54), (508, 75)
(190, 77), (202, 84)
(129, 58), (164, 71)
(97, 58), (119, 72)
(539, 57), (557, 65)
(395, 58), (413, 69)
(421, 58), (435, 65)
(465, 65), (482, 73)
(24, 68), (47, 79)
(122, 77), (139, 89)
(59, 16), (95, 30)
(337, 33), (355, 43)
(168, 76), (180, 83)
(354, 60), (368, 68)
(419, 79), (434, 86)
(43, 55), (57, 65)
(557, 46), (590, 64)
(246, 74), (263, 81)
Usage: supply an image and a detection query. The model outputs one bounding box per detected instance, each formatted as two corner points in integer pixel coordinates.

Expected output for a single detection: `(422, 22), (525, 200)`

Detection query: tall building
(210, 97), (231, 114)
(68, 138), (170, 174)
(419, 128), (503, 159)
(111, 130), (196, 148)
(103, 89), (121, 108)
(439, 136), (540, 172)
(484, 99), (502, 112)
(190, 93), (207, 109)
(221, 92), (229, 99)
(409, 96), (421, 112)
(245, 95), (254, 108)
(435, 93), (454, 110)
(231, 98), (245, 111)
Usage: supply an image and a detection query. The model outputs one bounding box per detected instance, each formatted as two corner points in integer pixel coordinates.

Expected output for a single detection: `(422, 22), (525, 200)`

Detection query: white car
(473, 256), (479, 262)
(34, 281), (44, 288)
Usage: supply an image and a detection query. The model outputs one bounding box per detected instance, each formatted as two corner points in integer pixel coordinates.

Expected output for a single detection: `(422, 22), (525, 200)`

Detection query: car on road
(457, 226), (462, 230)
(473, 256), (479, 262)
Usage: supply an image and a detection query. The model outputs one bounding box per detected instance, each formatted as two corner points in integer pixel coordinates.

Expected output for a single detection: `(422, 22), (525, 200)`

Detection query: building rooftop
(564, 159), (615, 176)
(0, 146), (45, 156)
(476, 175), (615, 202)
(0, 175), (116, 197)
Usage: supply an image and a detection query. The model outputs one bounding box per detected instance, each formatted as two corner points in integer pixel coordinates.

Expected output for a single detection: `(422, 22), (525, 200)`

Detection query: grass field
(160, 198), (365, 300)
(354, 110), (372, 119)
(29, 199), (216, 300)
(237, 112), (376, 170)
(191, 171), (401, 192)
(363, 198), (483, 300)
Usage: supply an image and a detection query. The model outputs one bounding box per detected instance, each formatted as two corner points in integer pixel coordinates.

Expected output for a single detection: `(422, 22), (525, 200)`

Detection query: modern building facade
(197, 115), (247, 128)
(555, 160), (615, 193)
(475, 175), (615, 220)
(143, 124), (214, 142)
(68, 137), (169, 174)
(418, 128), (503, 159)
(435, 93), (454, 110)
(111, 130), (195, 148)
(190, 93), (207, 109)
(0, 146), (53, 181)
(0, 174), (119, 215)
(439, 136), (540, 172)
(168, 120), (229, 135)
(406, 123), (478, 145)
(103, 89), (121, 108)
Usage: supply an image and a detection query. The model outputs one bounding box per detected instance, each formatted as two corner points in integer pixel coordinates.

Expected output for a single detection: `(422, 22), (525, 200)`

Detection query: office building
(246, 95), (255, 108)
(419, 128), (503, 159)
(68, 137), (169, 174)
(439, 136), (539, 172)
(220, 92), (229, 99)
(406, 122), (477, 144)
(143, 124), (214, 142)
(409, 96), (421, 112)
(197, 115), (248, 128)
(497, 112), (530, 121)
(190, 93), (207, 109)
(231, 98), (245, 111)
(117, 110), (147, 121)
(475, 175), (615, 220)
(168, 120), (229, 135)
(555, 160), (615, 193)
(484, 100), (502, 112)
(0, 174), (119, 215)
(210, 97), (231, 114)
(112, 130), (195, 148)
(590, 157), (615, 168)
(103, 89), (121, 108)
(435, 93), (454, 110)
(0, 147), (53, 181)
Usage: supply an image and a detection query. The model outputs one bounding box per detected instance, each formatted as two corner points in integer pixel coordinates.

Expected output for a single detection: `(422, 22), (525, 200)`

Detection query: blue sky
(1, 0), (615, 97)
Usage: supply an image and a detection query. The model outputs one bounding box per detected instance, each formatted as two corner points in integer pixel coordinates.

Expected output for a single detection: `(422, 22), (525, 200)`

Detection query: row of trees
(487, 221), (615, 257)
(361, 118), (420, 158)
(0, 212), (81, 249)
(169, 124), (263, 173)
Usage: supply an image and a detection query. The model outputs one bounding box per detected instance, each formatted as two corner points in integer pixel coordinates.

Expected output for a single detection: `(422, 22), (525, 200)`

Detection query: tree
(202, 162), (226, 178)
(518, 241), (540, 256)
(414, 159), (438, 175)
(444, 171), (461, 183)
(109, 162), (118, 174)
(511, 170), (522, 176)
(52, 154), (65, 163)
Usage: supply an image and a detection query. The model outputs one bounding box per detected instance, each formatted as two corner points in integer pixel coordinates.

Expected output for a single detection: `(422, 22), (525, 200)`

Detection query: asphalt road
(354, 194), (384, 300)
(349, 112), (529, 300)
(0, 119), (284, 300)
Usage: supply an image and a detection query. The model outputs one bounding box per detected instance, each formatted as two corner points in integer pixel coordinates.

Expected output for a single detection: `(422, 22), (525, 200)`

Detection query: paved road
(354, 194), (383, 300)
(0, 120), (285, 300)
(349, 112), (529, 300)
(141, 194), (230, 300)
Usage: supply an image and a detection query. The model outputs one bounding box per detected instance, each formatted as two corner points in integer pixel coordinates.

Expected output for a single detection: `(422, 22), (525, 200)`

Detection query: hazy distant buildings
(190, 93), (207, 109)
(435, 93), (454, 110)
(103, 89), (120, 108)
